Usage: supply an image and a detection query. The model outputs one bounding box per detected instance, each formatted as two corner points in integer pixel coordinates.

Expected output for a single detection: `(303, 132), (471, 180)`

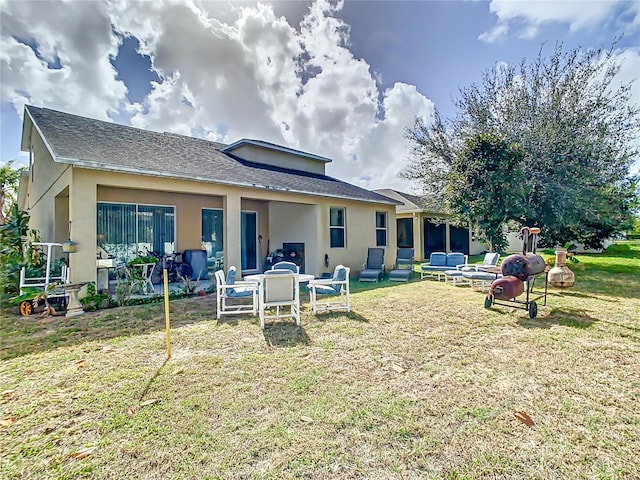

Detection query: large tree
(404, 42), (639, 249)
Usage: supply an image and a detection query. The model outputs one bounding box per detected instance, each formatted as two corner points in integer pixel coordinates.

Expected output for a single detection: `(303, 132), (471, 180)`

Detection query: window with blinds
(97, 202), (175, 262)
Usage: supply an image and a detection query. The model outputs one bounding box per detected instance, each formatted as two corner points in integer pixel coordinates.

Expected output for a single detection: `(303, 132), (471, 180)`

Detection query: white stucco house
(18, 105), (401, 284)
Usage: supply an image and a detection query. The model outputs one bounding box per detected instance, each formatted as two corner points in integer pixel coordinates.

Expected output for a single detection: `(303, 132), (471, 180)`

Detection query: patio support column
(68, 171), (97, 284)
(445, 219), (451, 252)
(224, 192), (242, 274)
(308, 203), (322, 276)
(413, 213), (423, 261)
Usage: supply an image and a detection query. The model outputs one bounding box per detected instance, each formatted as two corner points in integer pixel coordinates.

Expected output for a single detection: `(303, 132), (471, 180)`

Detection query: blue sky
(1, 0), (639, 191)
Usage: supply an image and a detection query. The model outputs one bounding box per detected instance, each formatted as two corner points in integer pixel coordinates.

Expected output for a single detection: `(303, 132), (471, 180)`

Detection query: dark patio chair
(358, 247), (385, 282)
(388, 248), (415, 282)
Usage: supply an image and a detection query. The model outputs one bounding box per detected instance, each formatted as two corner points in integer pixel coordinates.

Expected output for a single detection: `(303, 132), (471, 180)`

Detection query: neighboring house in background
(504, 230), (612, 253)
(18, 105), (400, 285)
(373, 189), (486, 261)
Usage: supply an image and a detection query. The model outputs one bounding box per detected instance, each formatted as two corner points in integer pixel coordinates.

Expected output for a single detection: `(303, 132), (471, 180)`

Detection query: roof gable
(220, 139), (329, 176)
(221, 139), (331, 162)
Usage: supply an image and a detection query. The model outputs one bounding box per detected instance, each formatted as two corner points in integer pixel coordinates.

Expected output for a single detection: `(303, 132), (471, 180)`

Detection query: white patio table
(132, 262), (157, 295)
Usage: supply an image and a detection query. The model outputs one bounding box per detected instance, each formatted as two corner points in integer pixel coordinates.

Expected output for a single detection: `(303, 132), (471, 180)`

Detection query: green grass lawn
(1, 242), (639, 479)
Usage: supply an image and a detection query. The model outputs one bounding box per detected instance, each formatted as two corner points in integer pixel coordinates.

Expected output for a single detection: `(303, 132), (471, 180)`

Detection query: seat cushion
(389, 269), (411, 282)
(226, 267), (236, 285)
(359, 269), (383, 281)
(462, 271), (498, 281)
(334, 266), (347, 282)
(228, 287), (254, 298)
(444, 269), (464, 277)
(421, 265), (450, 272)
(484, 252), (500, 266)
(272, 261), (298, 273)
(429, 252), (447, 266)
(312, 284), (340, 295)
(225, 267), (237, 295)
(446, 253), (466, 267)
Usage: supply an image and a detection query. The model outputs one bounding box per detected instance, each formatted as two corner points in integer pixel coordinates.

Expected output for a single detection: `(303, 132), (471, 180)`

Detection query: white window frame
(30, 145), (34, 182)
(375, 211), (387, 247)
(97, 201), (176, 260)
(330, 206), (346, 248)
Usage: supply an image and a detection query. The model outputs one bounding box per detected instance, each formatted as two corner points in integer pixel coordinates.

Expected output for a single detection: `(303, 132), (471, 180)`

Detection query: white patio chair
(271, 261), (299, 273)
(467, 252), (501, 270)
(445, 252), (501, 287)
(308, 265), (350, 313)
(259, 271), (300, 329)
(215, 266), (258, 319)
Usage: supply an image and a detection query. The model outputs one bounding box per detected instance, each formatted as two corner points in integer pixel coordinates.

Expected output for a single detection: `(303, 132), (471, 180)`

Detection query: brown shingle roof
(25, 105), (399, 205)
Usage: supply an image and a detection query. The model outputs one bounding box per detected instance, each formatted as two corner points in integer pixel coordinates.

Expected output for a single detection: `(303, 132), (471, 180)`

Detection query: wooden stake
(163, 262), (171, 358)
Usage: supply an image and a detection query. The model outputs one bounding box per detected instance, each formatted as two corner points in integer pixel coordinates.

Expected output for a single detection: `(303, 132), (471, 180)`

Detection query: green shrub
(604, 243), (632, 256)
(80, 294), (111, 311)
(0, 206), (41, 301)
(86, 281), (97, 297)
(129, 256), (158, 266)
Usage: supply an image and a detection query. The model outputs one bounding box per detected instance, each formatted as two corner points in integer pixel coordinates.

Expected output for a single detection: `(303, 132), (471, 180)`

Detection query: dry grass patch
(1, 244), (639, 479)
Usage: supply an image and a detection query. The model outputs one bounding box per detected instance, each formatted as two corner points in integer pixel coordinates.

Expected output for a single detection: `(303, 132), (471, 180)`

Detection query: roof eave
(20, 110), (32, 152)
(55, 157), (398, 206)
(17, 171), (29, 210)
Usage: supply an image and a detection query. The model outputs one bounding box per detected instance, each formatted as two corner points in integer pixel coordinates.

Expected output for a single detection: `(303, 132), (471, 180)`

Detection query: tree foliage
(450, 133), (525, 251)
(404, 42), (639, 249)
(0, 205), (44, 302)
(0, 205), (30, 300)
(1, 160), (25, 224)
(631, 215), (640, 238)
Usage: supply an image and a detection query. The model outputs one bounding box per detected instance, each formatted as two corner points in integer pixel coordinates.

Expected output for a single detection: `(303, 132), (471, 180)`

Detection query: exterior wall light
(62, 239), (78, 253)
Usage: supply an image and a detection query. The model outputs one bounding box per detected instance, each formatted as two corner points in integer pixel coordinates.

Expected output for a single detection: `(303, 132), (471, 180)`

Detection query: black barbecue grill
(484, 227), (549, 319)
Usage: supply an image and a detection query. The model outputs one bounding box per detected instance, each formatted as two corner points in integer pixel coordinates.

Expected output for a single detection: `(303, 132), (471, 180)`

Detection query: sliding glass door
(241, 211), (258, 271)
(202, 209), (224, 270)
(97, 202), (175, 262)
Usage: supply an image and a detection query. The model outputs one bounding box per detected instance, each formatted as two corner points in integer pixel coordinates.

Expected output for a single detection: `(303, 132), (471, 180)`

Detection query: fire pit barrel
(501, 253), (546, 281)
(490, 276), (525, 300)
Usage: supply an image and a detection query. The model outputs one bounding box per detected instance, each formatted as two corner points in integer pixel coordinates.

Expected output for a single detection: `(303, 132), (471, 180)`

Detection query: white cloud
(613, 47), (640, 111)
(1, 0), (434, 191)
(480, 0), (639, 43)
(352, 83), (435, 190)
(478, 22), (509, 43)
(0, 0), (127, 119)
(613, 47), (640, 175)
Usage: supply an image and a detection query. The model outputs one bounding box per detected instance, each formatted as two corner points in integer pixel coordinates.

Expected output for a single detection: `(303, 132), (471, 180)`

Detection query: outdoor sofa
(420, 252), (468, 280)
